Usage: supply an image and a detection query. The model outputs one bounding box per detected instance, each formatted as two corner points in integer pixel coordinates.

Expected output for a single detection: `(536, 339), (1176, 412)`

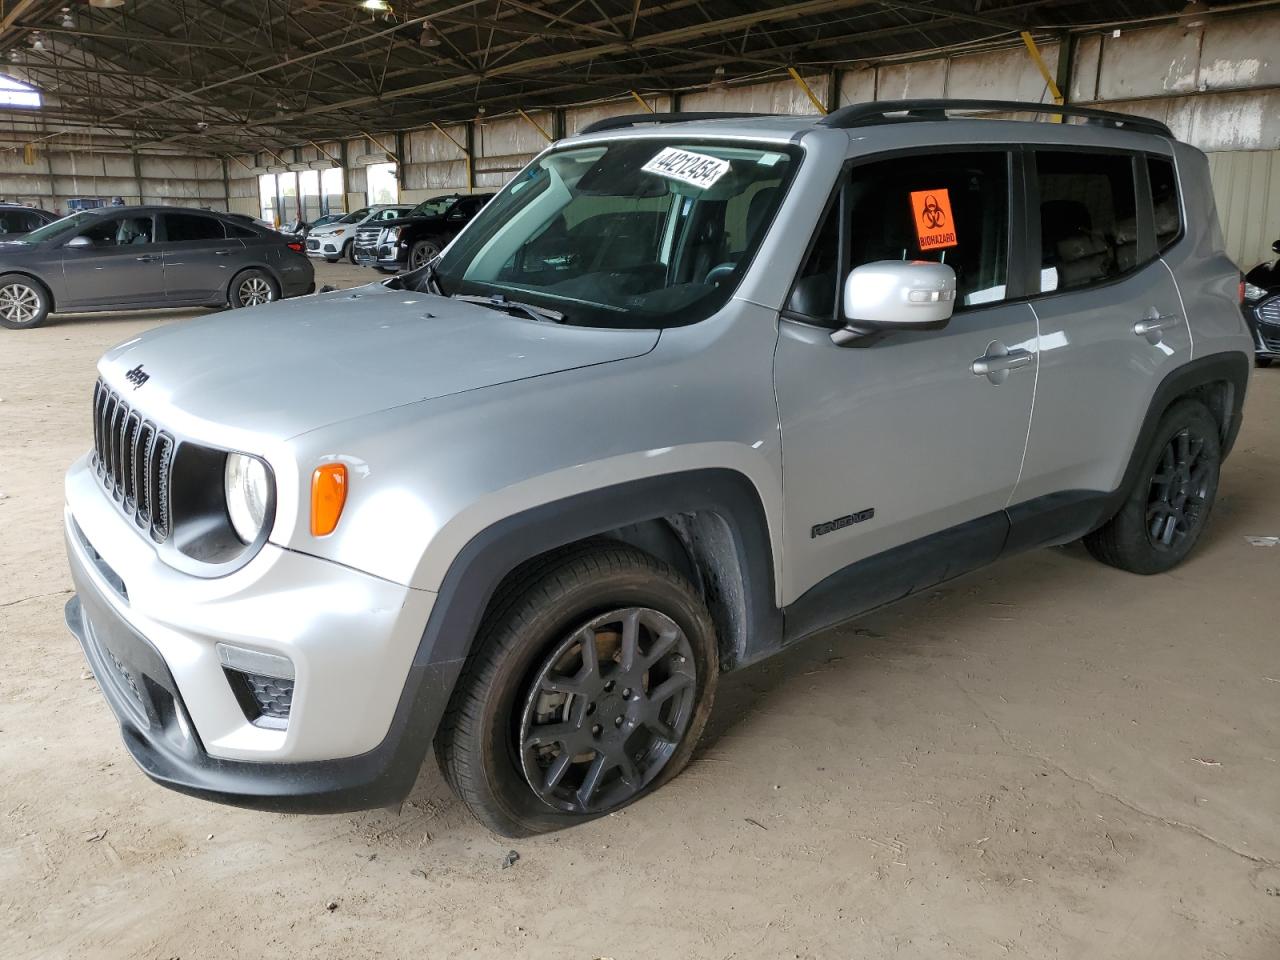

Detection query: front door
(774, 149), (1038, 624)
(59, 213), (165, 308)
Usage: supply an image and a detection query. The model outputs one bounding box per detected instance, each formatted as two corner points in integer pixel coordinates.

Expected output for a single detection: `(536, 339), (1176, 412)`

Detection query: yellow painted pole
(629, 89), (655, 113)
(787, 66), (828, 115)
(517, 108), (553, 141)
(1020, 31), (1064, 119)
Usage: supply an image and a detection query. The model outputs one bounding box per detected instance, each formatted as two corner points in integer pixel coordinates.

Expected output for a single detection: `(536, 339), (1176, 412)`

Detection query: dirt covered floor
(2, 259), (1278, 959)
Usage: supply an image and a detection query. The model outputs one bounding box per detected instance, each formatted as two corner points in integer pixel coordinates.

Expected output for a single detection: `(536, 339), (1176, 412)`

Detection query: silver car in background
(63, 101), (1251, 836)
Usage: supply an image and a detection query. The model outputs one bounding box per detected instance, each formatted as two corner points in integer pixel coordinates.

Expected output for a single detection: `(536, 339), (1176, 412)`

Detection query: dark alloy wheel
(435, 541), (718, 836)
(1084, 398), (1221, 574)
(409, 238), (442, 271)
(518, 607), (697, 814)
(1144, 426), (1213, 553)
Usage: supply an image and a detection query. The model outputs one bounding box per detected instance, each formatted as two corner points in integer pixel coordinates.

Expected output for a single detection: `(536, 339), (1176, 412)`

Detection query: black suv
(354, 193), (493, 272)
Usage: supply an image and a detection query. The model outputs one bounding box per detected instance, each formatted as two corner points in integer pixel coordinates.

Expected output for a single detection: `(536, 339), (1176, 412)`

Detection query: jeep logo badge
(125, 364), (150, 389)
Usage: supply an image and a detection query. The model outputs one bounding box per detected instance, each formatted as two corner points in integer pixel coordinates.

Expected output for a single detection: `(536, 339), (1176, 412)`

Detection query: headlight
(1244, 281), (1268, 303)
(224, 453), (271, 544)
(385, 226), (401, 242)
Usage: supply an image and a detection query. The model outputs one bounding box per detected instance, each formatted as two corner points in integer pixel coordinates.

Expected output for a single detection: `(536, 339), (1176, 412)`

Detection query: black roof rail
(819, 99), (1173, 138)
(577, 111), (778, 136)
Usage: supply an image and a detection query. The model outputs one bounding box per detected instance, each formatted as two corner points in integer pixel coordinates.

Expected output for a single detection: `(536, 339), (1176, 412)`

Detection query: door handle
(971, 348), (1033, 378)
(1132, 315), (1178, 337)
(213, 249), (233, 256)
(134, 254), (161, 263)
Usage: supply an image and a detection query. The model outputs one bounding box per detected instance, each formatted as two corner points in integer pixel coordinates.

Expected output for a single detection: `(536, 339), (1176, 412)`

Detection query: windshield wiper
(453, 293), (565, 324)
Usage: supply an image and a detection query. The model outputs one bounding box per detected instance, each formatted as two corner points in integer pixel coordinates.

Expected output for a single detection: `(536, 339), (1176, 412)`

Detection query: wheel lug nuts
(592, 724), (602, 735)
(603, 680), (614, 692)
(614, 716), (623, 727)
(622, 687), (632, 699)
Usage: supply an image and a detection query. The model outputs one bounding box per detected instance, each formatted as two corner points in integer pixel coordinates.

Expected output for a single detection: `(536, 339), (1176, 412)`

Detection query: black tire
(228, 269), (280, 309)
(408, 237), (444, 271)
(1257, 356), (1274, 368)
(344, 238), (357, 264)
(0, 273), (51, 329)
(435, 541), (719, 837)
(1084, 399), (1221, 574)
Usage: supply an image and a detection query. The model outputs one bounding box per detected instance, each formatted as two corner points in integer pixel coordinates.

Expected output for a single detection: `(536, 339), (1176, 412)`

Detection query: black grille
(1258, 296), (1280, 327)
(91, 379), (175, 543)
(227, 669), (294, 725)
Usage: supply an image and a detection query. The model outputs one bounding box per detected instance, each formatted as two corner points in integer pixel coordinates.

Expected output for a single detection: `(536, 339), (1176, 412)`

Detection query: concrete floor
(2, 260), (1278, 959)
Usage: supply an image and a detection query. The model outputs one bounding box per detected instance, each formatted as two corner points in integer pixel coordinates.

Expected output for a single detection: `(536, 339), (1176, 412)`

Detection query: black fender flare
(301, 468), (783, 810)
(1109, 350), (1248, 509)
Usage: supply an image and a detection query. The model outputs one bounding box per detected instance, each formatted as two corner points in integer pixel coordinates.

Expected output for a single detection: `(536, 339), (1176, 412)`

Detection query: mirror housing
(64, 235), (93, 249)
(1272, 238), (1280, 255)
(833, 260), (957, 346)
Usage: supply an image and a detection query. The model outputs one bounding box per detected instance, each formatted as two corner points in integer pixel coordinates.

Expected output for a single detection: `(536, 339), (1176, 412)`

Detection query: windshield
(430, 139), (798, 328)
(11, 211), (94, 245)
(410, 197), (455, 218)
(340, 208), (371, 224)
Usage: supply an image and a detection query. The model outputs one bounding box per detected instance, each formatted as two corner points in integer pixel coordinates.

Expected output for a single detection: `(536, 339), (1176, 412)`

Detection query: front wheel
(229, 269), (280, 308)
(0, 274), (50, 329)
(436, 542), (718, 836)
(1257, 356), (1274, 368)
(408, 237), (443, 271)
(1084, 399), (1221, 574)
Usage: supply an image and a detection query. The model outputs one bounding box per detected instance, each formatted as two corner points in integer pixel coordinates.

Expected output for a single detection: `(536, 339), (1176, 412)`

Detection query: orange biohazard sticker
(909, 189), (958, 251)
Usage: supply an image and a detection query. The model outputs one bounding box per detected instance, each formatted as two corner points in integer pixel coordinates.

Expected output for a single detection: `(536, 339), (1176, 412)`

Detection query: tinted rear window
(165, 213), (226, 242)
(1036, 151), (1138, 293)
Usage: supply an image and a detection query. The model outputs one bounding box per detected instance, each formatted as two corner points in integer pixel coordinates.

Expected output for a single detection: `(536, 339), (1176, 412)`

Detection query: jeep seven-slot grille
(91, 379), (175, 543)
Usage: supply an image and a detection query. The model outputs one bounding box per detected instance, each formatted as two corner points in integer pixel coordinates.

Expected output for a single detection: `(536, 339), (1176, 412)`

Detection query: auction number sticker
(642, 147), (731, 189)
(909, 189), (958, 251)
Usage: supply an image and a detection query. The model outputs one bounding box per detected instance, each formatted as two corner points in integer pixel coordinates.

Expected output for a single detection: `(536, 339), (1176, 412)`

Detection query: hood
(308, 221), (356, 237)
(98, 282), (659, 440)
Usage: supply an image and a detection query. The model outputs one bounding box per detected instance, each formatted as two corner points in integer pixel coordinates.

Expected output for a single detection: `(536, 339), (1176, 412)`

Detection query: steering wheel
(704, 262), (737, 286)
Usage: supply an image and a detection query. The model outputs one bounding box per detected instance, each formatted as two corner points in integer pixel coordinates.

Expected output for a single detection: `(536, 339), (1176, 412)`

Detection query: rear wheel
(1084, 399), (1221, 574)
(435, 542), (718, 836)
(0, 274), (49, 329)
(229, 269), (279, 308)
(408, 237), (443, 271)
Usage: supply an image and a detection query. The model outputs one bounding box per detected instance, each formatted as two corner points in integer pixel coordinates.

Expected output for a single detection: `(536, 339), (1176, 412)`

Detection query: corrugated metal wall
(222, 9), (1280, 238)
(1208, 150), (1280, 270)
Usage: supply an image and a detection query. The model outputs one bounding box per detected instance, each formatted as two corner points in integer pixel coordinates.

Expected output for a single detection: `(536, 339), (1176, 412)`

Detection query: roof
(0, 0), (1204, 156)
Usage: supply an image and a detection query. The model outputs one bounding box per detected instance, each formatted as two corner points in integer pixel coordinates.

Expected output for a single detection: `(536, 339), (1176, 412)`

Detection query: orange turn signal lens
(310, 463), (348, 537)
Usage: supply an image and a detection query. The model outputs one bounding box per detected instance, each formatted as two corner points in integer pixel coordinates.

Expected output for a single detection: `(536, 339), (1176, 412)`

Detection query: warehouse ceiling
(0, 0), (1244, 155)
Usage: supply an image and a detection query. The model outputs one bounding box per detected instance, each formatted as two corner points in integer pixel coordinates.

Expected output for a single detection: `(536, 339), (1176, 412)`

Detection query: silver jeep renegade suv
(64, 100), (1252, 836)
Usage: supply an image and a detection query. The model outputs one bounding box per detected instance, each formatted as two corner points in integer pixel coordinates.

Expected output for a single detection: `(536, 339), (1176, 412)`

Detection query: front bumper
(1245, 298), (1280, 358)
(64, 456), (462, 812)
(354, 243), (403, 269)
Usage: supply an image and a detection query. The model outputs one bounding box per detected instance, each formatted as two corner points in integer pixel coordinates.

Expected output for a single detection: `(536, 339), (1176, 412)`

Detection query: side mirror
(1272, 238), (1280, 255)
(64, 235), (92, 249)
(832, 260), (957, 346)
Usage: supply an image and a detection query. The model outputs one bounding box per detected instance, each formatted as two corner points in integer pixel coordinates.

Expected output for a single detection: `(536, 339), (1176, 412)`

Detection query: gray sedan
(0, 205), (315, 330)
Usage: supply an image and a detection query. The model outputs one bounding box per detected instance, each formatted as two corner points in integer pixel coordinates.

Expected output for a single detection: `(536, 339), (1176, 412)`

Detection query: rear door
(59, 213), (165, 308)
(159, 212), (243, 302)
(1011, 147), (1190, 527)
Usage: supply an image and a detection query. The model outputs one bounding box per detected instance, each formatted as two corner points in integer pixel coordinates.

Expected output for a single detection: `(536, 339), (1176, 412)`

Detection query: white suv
(304, 204), (411, 263)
